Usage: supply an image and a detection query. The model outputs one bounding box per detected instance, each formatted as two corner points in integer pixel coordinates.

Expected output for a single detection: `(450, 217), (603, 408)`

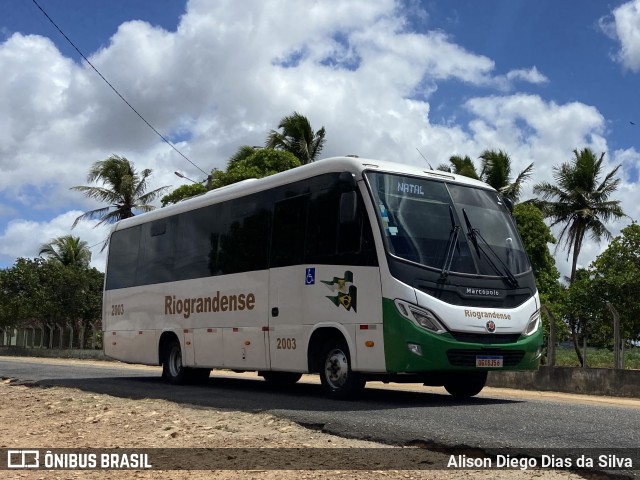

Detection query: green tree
(512, 203), (569, 344)
(0, 258), (46, 328)
(437, 155), (480, 180)
(208, 148), (301, 189)
(588, 223), (640, 343)
(563, 269), (601, 353)
(161, 183), (207, 207)
(265, 112), (326, 165)
(39, 235), (92, 267)
(71, 155), (169, 227)
(533, 147), (626, 365)
(479, 149), (533, 203)
(438, 150), (533, 202)
(0, 258), (104, 346)
(513, 204), (559, 294)
(533, 148), (626, 283)
(227, 145), (259, 167)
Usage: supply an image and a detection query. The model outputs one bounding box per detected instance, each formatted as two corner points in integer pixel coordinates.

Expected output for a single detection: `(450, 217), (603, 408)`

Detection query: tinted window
(105, 172), (379, 290)
(174, 205), (223, 280)
(105, 226), (141, 290)
(306, 188), (339, 262)
(218, 202), (271, 274)
(270, 194), (310, 268)
(137, 218), (177, 286)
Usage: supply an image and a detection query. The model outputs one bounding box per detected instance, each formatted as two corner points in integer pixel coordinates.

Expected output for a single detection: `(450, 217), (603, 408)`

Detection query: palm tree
(533, 148), (626, 366)
(438, 151), (533, 202)
(39, 235), (91, 267)
(265, 112), (326, 164)
(479, 149), (533, 203)
(437, 155), (480, 180)
(533, 148), (626, 282)
(71, 155), (169, 228)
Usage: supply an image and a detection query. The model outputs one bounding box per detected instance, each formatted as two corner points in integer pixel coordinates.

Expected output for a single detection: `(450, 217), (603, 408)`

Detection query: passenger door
(268, 195), (310, 371)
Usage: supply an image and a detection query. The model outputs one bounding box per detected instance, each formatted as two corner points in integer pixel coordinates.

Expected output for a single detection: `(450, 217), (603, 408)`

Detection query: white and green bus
(103, 156), (542, 398)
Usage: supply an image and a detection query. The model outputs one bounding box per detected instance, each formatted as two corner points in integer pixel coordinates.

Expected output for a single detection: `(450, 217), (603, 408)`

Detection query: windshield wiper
(462, 209), (519, 288)
(440, 206), (460, 281)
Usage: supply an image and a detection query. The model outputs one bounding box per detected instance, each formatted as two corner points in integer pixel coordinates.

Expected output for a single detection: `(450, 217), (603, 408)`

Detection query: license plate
(476, 356), (503, 367)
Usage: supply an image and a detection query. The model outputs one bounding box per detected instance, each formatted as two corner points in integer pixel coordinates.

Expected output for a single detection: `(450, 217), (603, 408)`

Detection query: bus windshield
(365, 171), (530, 277)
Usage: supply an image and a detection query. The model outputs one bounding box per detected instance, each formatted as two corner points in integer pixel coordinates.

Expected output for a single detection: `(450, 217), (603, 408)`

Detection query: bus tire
(320, 338), (365, 399)
(443, 371), (487, 398)
(261, 371), (302, 387)
(162, 340), (189, 385)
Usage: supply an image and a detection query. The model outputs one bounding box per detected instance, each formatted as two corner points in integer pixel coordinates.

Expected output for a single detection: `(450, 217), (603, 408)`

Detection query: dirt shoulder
(0, 358), (592, 479)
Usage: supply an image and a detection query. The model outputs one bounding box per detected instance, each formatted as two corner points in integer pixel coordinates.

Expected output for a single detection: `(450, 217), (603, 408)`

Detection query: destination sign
(396, 181), (424, 196)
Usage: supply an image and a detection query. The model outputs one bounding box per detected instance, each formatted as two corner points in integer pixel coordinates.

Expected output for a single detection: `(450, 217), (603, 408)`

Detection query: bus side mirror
(339, 191), (358, 224)
(338, 172), (356, 190)
(502, 196), (514, 213)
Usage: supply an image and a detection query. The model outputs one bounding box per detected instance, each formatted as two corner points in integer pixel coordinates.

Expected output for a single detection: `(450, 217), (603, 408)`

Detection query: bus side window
(305, 188), (378, 267)
(270, 195), (310, 268)
(174, 206), (222, 280)
(105, 225), (141, 290)
(137, 218), (176, 285)
(337, 195), (361, 254)
(218, 207), (271, 274)
(306, 188), (339, 263)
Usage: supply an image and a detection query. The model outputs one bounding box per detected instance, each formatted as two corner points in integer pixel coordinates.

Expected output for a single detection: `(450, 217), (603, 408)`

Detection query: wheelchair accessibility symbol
(305, 268), (315, 285)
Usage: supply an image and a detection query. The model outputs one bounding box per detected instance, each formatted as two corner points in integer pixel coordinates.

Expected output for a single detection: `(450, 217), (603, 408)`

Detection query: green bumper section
(382, 298), (543, 373)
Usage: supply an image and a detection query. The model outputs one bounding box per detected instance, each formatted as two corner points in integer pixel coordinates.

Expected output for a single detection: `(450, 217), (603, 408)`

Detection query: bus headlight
(395, 299), (447, 334)
(523, 309), (541, 336)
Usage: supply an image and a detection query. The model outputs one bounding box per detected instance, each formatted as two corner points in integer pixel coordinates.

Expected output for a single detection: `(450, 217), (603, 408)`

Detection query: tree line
(0, 238), (103, 348)
(1, 112), (637, 366)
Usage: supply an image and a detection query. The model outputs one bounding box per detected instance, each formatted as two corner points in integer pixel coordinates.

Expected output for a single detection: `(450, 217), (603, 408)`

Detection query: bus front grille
(448, 332), (521, 344)
(446, 349), (525, 367)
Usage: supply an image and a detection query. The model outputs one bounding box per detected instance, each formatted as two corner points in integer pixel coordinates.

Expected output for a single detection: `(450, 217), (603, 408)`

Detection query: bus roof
(110, 156), (494, 232)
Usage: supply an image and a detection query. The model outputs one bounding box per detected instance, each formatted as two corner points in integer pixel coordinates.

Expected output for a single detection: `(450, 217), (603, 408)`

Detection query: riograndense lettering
(165, 291), (256, 319)
(464, 309), (511, 320)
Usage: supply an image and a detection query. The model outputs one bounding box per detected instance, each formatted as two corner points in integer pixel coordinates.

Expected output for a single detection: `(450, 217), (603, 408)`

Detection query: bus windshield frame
(364, 170), (531, 279)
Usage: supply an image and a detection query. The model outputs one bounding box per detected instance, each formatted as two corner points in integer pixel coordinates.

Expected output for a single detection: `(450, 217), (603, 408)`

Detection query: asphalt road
(1, 356), (639, 455)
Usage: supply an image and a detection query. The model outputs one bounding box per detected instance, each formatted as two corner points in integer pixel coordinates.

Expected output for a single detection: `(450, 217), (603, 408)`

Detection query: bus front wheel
(319, 339), (365, 399)
(443, 371), (487, 398)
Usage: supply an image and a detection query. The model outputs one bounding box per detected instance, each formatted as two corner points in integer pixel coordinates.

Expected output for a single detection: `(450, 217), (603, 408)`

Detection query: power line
(31, 0), (209, 177)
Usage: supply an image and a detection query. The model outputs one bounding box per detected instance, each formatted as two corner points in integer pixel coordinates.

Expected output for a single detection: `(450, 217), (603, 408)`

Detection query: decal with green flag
(321, 270), (357, 312)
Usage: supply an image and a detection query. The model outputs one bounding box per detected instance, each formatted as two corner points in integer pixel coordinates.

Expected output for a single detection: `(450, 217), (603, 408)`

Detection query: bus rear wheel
(162, 340), (210, 384)
(320, 339), (365, 399)
(443, 371), (487, 398)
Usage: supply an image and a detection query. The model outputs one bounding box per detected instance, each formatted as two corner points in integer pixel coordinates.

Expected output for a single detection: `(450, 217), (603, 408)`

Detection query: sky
(1, 0), (639, 280)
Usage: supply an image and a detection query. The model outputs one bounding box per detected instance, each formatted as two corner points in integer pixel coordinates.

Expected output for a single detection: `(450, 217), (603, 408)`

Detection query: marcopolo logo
(463, 287), (501, 297)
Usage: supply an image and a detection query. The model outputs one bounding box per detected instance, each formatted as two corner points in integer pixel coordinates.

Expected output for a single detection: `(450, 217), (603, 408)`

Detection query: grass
(548, 346), (640, 369)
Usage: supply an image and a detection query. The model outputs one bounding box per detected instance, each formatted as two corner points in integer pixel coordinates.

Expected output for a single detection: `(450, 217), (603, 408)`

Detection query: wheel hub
(325, 349), (348, 388)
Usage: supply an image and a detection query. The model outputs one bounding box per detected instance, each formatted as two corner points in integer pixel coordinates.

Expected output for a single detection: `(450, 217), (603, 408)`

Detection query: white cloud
(0, 212), (111, 271)
(0, 0), (626, 280)
(464, 94), (606, 180)
(599, 0), (640, 71)
(505, 67), (549, 85)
